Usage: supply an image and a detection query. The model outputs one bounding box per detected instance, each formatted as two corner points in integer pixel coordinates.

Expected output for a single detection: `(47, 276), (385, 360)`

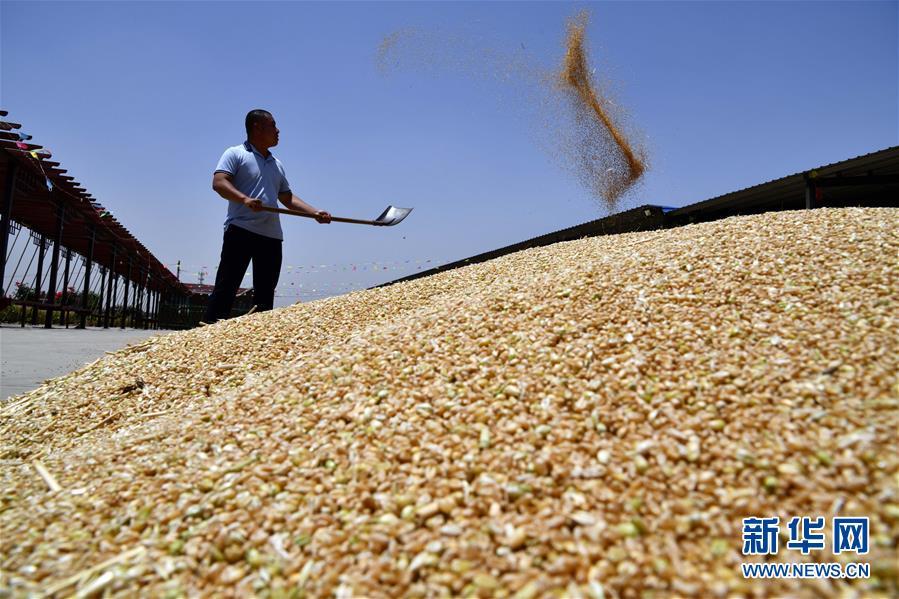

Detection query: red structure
(0, 109), (190, 329)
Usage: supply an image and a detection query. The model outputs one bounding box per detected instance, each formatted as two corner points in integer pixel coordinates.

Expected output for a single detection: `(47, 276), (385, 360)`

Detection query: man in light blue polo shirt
(205, 109), (331, 322)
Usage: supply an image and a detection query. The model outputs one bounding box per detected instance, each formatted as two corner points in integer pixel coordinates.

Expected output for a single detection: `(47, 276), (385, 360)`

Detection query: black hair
(245, 109), (273, 137)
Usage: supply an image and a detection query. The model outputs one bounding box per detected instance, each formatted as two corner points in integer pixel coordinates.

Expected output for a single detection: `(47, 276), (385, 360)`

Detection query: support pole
(31, 234), (47, 326)
(0, 157), (19, 297)
(62, 247), (72, 328)
(121, 256), (132, 329)
(149, 272), (154, 329)
(147, 288), (154, 329)
(97, 265), (106, 328)
(130, 260), (140, 326)
(149, 285), (156, 329)
(144, 274), (151, 330)
(111, 257), (120, 327)
(104, 246), (116, 328)
(80, 228), (95, 329)
(160, 289), (168, 329)
(136, 266), (145, 328)
(153, 289), (160, 329)
(45, 201), (65, 329)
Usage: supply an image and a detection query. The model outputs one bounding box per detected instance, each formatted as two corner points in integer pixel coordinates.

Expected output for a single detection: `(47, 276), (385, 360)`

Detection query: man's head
(245, 109), (280, 150)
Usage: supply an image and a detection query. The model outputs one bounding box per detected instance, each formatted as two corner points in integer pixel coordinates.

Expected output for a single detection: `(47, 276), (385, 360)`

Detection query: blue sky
(2, 1), (896, 306)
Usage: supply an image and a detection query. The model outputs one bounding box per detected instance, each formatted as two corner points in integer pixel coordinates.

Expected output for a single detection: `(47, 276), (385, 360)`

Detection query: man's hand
(315, 210), (332, 224)
(243, 197), (264, 212)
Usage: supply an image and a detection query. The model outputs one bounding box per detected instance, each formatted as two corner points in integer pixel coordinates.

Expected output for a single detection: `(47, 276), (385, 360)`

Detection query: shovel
(259, 205), (413, 227)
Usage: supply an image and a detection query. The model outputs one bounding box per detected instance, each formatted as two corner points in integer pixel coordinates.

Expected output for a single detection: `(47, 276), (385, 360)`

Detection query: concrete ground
(0, 325), (168, 401)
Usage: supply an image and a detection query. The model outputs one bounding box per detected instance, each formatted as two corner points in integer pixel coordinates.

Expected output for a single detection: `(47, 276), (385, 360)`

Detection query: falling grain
(558, 10), (647, 208)
(377, 10), (648, 211)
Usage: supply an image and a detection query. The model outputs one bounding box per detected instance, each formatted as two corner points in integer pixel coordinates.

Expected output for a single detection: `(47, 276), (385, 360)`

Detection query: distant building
(158, 284), (255, 329)
(183, 284), (255, 313)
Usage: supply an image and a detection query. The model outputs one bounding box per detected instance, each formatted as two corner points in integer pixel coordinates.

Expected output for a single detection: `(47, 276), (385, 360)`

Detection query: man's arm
(213, 172), (263, 211)
(278, 191), (331, 223)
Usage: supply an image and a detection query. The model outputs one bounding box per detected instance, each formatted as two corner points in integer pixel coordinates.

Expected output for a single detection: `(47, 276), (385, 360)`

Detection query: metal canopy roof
(382, 145), (898, 288)
(665, 145), (899, 224)
(1, 110), (188, 294)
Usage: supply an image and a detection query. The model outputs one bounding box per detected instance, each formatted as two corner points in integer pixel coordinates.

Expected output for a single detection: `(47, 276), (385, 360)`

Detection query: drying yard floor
(0, 326), (164, 401)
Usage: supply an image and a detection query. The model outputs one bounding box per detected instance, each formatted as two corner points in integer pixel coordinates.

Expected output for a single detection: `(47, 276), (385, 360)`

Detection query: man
(204, 109), (331, 323)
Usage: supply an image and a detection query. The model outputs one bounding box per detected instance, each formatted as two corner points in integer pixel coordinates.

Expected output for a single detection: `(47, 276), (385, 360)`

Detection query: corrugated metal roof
(379, 144), (899, 288)
(668, 145), (899, 218)
(1, 109), (188, 295)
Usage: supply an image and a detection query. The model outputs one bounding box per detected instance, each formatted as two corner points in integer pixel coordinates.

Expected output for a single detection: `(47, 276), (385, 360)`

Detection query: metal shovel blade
(374, 205), (413, 226)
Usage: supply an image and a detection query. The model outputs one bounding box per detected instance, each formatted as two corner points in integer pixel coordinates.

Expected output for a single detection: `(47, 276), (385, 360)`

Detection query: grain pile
(1, 207), (897, 598)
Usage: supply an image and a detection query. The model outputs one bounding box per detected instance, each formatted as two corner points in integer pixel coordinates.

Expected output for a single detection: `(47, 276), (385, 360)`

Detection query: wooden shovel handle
(258, 205), (376, 225)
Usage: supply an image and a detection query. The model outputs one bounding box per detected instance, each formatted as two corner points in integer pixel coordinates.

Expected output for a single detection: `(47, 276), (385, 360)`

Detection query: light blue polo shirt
(214, 141), (291, 240)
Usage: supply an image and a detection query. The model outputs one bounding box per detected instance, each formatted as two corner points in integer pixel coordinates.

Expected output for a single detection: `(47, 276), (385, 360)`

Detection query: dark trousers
(205, 224), (282, 322)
